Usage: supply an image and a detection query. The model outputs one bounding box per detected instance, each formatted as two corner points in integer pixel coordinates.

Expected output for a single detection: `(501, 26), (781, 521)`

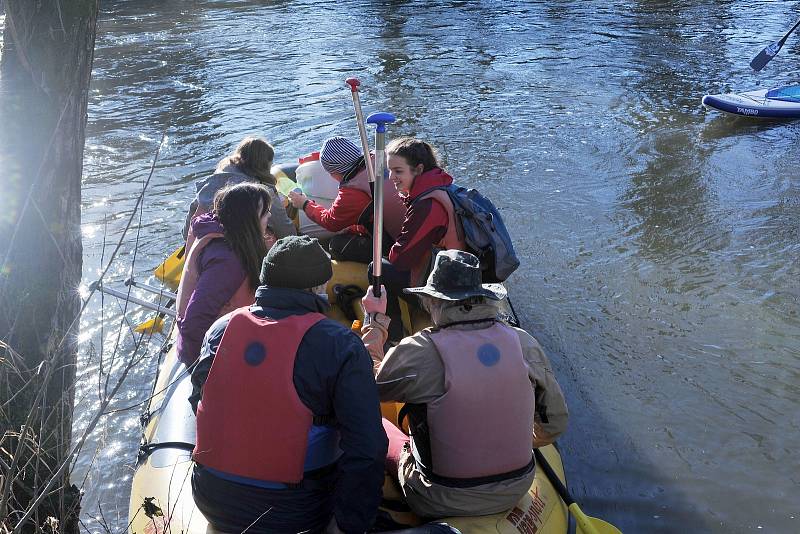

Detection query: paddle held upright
(365, 112), (396, 298)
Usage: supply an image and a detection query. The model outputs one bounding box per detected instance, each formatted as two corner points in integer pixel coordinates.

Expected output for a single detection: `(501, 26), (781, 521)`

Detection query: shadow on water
(700, 114), (800, 141)
(599, 1), (800, 532)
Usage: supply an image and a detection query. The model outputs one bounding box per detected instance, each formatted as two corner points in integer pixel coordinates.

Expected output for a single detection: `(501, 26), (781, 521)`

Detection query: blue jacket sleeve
(331, 336), (388, 533)
(189, 313), (230, 413)
(294, 323), (387, 534)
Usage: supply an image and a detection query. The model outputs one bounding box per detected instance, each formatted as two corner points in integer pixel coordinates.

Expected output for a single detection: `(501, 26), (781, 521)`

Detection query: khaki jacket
(361, 301), (569, 517)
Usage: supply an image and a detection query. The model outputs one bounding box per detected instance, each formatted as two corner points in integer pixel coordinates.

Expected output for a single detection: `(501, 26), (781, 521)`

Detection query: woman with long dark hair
(176, 182), (273, 365)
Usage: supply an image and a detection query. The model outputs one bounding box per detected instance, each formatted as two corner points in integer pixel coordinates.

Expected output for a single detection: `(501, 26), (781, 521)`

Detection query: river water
(7, 0), (799, 532)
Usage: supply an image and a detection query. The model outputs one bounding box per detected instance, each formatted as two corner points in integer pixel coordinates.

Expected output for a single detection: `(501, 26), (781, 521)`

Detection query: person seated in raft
(175, 183), (272, 366)
(359, 250), (569, 519)
(188, 235), (387, 534)
(369, 136), (466, 341)
(183, 136), (296, 249)
(287, 136), (406, 264)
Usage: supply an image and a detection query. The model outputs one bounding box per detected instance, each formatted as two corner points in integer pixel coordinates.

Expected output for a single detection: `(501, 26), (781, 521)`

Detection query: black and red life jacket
(193, 308), (327, 483)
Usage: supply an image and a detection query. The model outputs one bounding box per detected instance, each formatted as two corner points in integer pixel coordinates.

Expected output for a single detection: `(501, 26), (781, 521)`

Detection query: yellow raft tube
(128, 260), (569, 534)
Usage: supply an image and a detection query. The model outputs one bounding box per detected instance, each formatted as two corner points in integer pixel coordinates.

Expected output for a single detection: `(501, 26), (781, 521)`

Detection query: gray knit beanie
(319, 136), (362, 175)
(260, 235), (332, 289)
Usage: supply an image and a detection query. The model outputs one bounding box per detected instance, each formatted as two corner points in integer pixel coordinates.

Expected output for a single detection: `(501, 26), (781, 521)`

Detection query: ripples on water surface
(9, 0), (794, 531)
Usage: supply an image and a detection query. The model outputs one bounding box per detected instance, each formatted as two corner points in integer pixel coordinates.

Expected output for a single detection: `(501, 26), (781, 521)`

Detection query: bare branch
(3, 130), (169, 531)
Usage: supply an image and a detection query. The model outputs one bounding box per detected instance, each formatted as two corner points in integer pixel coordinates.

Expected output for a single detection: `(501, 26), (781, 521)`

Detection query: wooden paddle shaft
(346, 78), (377, 186)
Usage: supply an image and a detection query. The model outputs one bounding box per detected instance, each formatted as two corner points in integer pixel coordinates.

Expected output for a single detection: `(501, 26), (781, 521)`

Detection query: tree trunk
(0, 1), (98, 532)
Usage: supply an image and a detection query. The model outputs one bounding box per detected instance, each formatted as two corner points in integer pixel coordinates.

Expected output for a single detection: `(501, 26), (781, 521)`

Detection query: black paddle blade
(750, 41), (782, 71)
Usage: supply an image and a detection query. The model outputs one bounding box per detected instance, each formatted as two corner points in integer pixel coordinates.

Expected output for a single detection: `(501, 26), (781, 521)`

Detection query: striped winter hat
(319, 136), (363, 175)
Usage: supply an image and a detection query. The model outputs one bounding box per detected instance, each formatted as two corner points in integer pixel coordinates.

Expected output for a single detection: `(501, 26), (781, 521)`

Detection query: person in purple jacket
(175, 183), (273, 365)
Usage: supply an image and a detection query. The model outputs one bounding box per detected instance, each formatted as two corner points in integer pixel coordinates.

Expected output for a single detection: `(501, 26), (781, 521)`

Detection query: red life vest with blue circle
(193, 308), (326, 483)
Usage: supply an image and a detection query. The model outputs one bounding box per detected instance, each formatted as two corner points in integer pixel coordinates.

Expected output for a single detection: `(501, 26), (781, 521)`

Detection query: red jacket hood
(406, 168), (454, 204)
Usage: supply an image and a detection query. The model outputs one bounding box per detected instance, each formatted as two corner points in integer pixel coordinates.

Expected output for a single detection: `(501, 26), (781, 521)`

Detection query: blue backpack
(415, 185), (520, 282)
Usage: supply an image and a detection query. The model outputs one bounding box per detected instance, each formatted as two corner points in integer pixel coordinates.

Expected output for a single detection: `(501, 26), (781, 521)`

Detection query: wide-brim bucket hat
(403, 249), (507, 301)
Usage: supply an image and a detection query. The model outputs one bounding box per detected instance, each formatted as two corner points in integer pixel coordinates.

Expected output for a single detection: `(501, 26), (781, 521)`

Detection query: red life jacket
(193, 309), (326, 483)
(405, 189), (468, 285)
(418, 188), (466, 253)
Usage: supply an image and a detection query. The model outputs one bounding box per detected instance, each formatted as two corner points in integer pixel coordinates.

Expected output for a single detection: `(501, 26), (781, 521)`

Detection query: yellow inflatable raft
(128, 260), (569, 534)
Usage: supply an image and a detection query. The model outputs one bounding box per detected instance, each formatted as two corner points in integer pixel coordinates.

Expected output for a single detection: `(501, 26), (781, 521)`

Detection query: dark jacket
(176, 214), (248, 365)
(190, 287), (388, 534)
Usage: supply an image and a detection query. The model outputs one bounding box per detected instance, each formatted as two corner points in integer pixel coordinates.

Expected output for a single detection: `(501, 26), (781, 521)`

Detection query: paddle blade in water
(134, 316), (165, 334)
(154, 245), (185, 291)
(570, 504), (623, 534)
(750, 41), (782, 71)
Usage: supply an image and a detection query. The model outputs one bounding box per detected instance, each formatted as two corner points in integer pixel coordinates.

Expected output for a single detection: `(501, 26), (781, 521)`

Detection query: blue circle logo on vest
(477, 344), (501, 367)
(244, 342), (267, 366)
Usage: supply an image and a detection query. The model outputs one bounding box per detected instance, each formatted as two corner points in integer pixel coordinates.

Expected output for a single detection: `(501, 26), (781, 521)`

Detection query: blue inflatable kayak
(702, 85), (800, 118)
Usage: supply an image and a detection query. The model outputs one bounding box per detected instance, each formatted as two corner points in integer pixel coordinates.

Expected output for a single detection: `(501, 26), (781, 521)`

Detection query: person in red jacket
(372, 137), (468, 340)
(288, 136), (406, 263)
